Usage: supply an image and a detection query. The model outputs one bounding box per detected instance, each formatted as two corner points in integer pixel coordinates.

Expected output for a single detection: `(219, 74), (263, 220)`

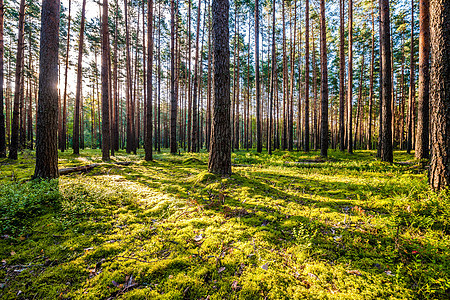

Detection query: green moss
(0, 149), (448, 299)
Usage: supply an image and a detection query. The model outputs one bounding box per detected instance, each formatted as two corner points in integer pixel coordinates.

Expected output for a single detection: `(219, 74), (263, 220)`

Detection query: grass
(0, 148), (449, 299)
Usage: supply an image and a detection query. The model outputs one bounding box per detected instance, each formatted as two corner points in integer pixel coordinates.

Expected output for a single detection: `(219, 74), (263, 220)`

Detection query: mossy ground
(0, 148), (449, 299)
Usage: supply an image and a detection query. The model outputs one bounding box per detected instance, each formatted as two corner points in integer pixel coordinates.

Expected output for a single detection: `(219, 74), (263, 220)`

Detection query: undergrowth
(0, 149), (448, 299)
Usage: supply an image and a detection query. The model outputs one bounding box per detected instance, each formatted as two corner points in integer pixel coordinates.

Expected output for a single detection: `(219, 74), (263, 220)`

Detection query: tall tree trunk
(8, 0), (25, 160)
(429, 0), (450, 190)
(72, 0), (86, 155)
(170, 0), (178, 154)
(380, 0), (393, 162)
(268, 0), (276, 155)
(192, 0), (202, 152)
(288, 0), (296, 151)
(101, 0), (110, 161)
(282, 0), (287, 150)
(206, 1), (212, 150)
(367, 2), (375, 150)
(0, 0), (5, 157)
(304, 0), (310, 152)
(320, 0), (328, 157)
(208, 0), (231, 175)
(347, 0), (353, 154)
(145, 0), (154, 160)
(339, 0), (345, 152)
(407, 2), (415, 154)
(125, 0), (133, 153)
(416, 0), (430, 159)
(255, 0), (262, 153)
(33, 0), (60, 179)
(60, 0), (71, 152)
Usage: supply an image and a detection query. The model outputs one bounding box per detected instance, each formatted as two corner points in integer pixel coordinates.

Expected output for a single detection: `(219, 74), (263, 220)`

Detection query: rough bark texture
(255, 0), (262, 153)
(145, 0), (154, 161)
(416, 0), (430, 160)
(33, 0), (60, 179)
(0, 0), (5, 157)
(380, 0), (393, 162)
(8, 0), (25, 160)
(208, 0), (231, 175)
(320, 0), (328, 157)
(101, 0), (110, 161)
(429, 0), (450, 190)
(72, 0), (86, 155)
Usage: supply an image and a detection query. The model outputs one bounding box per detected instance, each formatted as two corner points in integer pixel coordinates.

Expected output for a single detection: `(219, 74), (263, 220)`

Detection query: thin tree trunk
(320, 0), (328, 157)
(255, 0), (262, 153)
(367, 2), (375, 150)
(416, 0), (430, 159)
(145, 0), (154, 161)
(347, 0), (353, 154)
(60, 0), (71, 152)
(8, 0), (26, 160)
(304, 0), (310, 152)
(0, 0), (5, 157)
(170, 0), (177, 154)
(192, 0), (202, 152)
(339, 0), (345, 151)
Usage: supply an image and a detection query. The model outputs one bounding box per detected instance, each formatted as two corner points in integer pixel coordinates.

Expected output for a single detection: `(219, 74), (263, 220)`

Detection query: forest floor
(0, 148), (449, 299)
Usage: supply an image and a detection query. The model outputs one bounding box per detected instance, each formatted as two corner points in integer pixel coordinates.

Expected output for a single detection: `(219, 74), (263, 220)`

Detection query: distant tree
(8, 0), (26, 160)
(33, 0), (60, 179)
(208, 0), (231, 175)
(347, 0), (353, 154)
(304, 0), (310, 152)
(73, 0), (87, 155)
(339, 0), (345, 151)
(416, 0), (430, 160)
(255, 0), (262, 153)
(60, 0), (71, 152)
(428, 0), (450, 190)
(0, 0), (5, 158)
(320, 0), (328, 157)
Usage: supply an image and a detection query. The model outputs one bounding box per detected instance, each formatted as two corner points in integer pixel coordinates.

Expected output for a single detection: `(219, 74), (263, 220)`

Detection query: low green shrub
(0, 179), (60, 236)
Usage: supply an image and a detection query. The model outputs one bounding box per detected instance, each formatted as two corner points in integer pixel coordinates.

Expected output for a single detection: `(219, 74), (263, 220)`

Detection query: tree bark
(304, 0), (310, 152)
(416, 0), (430, 160)
(208, 0), (231, 175)
(320, 0), (328, 157)
(192, 0), (202, 152)
(347, 0), (353, 154)
(407, 1), (415, 154)
(33, 0), (60, 179)
(428, 0), (450, 190)
(101, 0), (110, 161)
(380, 0), (393, 162)
(339, 0), (345, 152)
(8, 0), (25, 160)
(255, 0), (262, 153)
(145, 0), (154, 161)
(170, 0), (178, 154)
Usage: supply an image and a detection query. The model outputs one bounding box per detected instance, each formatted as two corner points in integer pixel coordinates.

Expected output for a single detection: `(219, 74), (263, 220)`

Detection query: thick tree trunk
(320, 0), (328, 157)
(8, 0), (25, 160)
(33, 0), (60, 179)
(380, 0), (393, 162)
(428, 0), (450, 190)
(416, 0), (430, 160)
(145, 0), (154, 161)
(209, 0), (231, 175)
